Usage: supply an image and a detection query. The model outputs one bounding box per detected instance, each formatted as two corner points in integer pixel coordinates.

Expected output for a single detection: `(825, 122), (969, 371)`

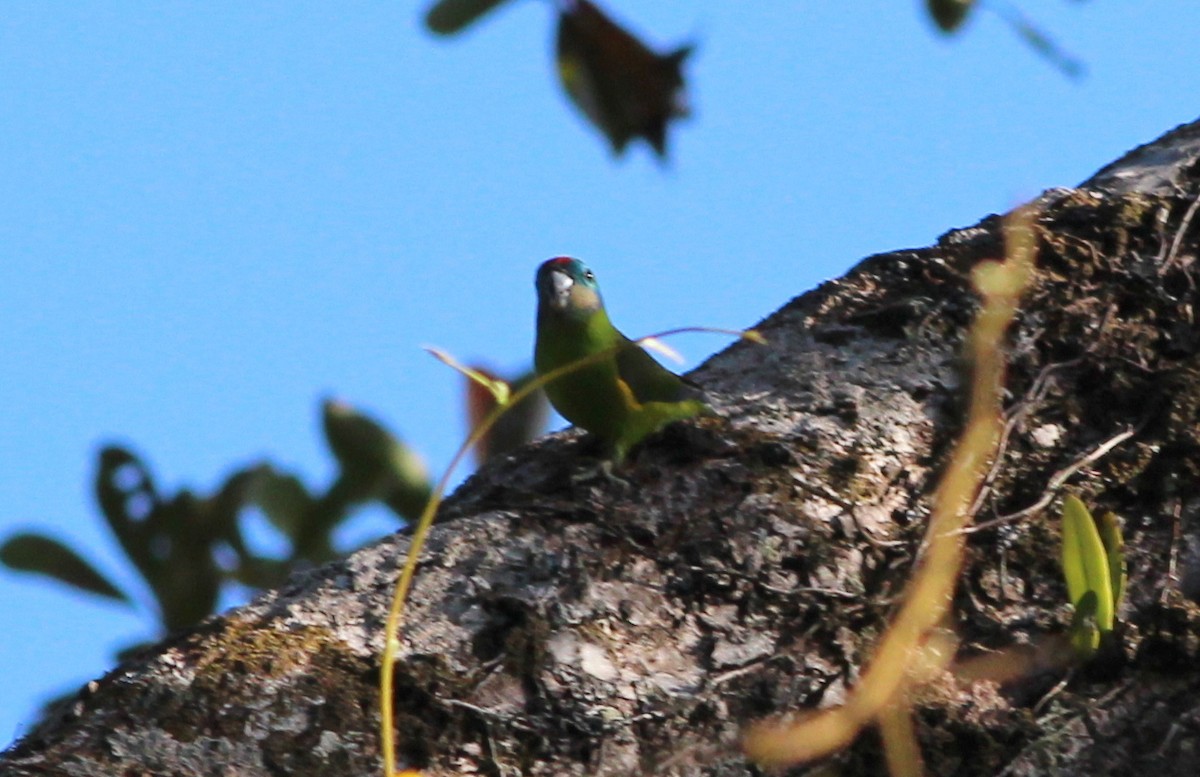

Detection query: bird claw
(569, 459), (631, 491)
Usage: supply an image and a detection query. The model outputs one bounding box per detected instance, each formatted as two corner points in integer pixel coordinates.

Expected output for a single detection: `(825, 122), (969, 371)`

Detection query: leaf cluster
(2, 400), (434, 641)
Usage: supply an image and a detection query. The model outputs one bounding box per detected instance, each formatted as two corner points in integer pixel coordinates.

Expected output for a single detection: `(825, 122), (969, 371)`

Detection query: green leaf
(322, 398), (399, 482)
(1097, 511), (1127, 611)
(1060, 495), (1114, 633)
(0, 532), (130, 603)
(1068, 589), (1101, 660)
(322, 398), (431, 516)
(425, 0), (512, 36)
(248, 465), (314, 538)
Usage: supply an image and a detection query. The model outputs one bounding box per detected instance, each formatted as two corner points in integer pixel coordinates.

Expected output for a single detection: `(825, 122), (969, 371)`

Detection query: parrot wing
(615, 334), (702, 405)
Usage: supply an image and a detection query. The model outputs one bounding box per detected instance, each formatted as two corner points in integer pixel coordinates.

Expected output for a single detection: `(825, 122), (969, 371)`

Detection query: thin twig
(968, 358), (1081, 518)
(709, 656), (777, 687)
(1159, 192), (1200, 276)
(1163, 497), (1183, 604)
(967, 427), (1137, 534)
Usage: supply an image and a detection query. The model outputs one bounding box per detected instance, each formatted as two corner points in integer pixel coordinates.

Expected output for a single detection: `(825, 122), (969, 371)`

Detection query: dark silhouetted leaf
(0, 532), (129, 603)
(95, 445), (162, 583)
(556, 0), (693, 159)
(247, 464), (314, 538)
(146, 492), (223, 632)
(927, 0), (974, 32)
(94, 445), (228, 632)
(425, 0), (514, 36)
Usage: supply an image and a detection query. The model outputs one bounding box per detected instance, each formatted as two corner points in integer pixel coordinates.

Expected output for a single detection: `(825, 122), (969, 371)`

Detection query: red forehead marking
(549, 256), (574, 266)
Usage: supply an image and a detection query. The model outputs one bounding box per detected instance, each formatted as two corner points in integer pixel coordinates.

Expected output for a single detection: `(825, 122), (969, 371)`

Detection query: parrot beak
(540, 266), (575, 311)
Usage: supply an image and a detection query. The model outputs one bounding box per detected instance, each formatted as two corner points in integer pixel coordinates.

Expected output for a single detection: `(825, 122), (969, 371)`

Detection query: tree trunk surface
(7, 119), (1200, 777)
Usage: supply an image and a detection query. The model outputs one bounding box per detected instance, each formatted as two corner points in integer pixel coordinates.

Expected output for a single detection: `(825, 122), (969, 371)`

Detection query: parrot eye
(584, 270), (595, 282)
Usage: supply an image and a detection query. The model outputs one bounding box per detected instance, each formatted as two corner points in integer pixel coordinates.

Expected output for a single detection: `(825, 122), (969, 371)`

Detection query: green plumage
(534, 256), (708, 462)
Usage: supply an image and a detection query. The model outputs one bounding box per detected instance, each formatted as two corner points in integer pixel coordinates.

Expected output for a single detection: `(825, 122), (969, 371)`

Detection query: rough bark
(7, 119), (1200, 776)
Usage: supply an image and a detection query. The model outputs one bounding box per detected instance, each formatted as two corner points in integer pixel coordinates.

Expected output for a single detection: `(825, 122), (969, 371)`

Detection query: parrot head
(536, 256), (604, 322)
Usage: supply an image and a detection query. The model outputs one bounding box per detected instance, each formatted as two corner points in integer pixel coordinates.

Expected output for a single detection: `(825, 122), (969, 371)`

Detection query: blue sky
(1, 1), (1196, 744)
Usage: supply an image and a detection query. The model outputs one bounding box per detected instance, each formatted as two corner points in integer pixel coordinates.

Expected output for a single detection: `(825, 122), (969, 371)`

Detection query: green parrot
(534, 256), (709, 463)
